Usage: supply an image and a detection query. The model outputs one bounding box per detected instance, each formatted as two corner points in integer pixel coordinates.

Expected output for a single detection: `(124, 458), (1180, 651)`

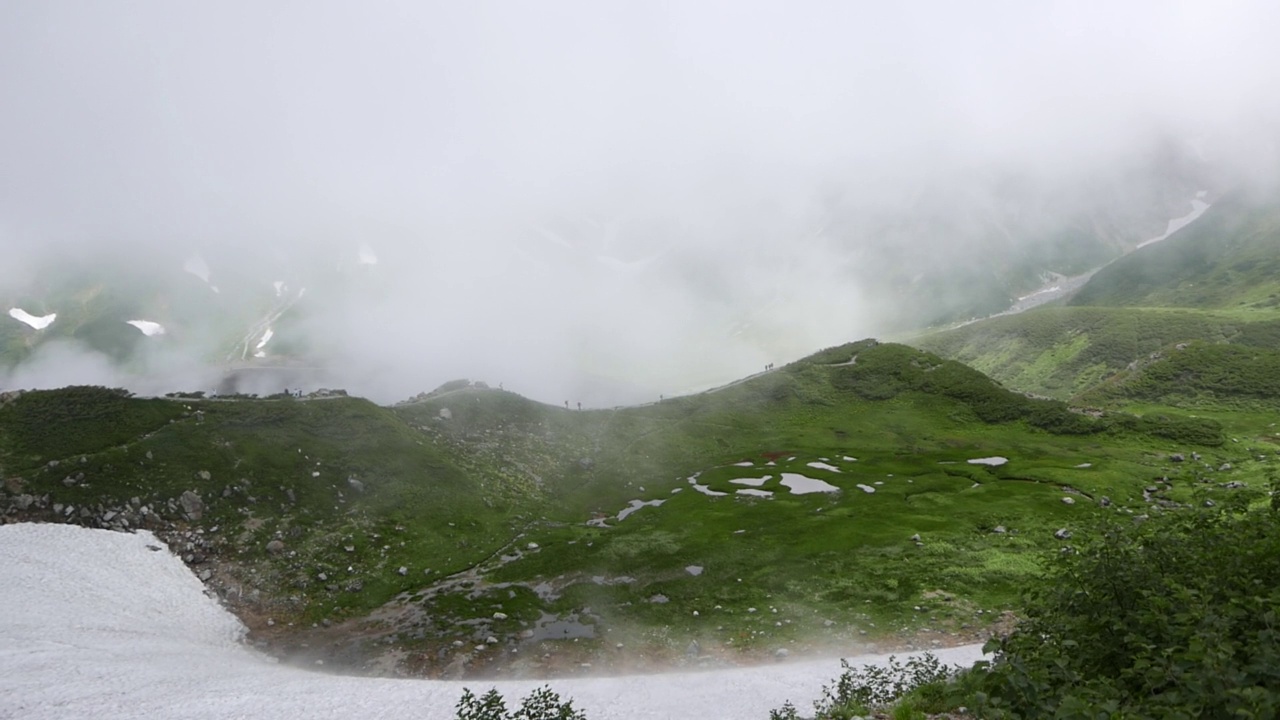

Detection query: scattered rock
(178, 490), (204, 520)
(686, 640), (700, 658)
(1054, 528), (1073, 540)
(347, 476), (365, 493)
(438, 407), (452, 420)
(1170, 453), (1185, 462)
(774, 648), (790, 660)
(196, 470), (212, 481)
(1061, 497), (1075, 505)
(1219, 463), (1232, 472)
(493, 612), (509, 620)
(397, 566), (408, 576)
(526, 542), (539, 550)
(266, 539), (285, 555)
(909, 533), (922, 543)
(991, 525), (1007, 534)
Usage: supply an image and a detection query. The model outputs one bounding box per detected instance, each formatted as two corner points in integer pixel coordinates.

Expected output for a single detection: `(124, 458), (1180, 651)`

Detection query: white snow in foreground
(358, 243), (378, 265)
(127, 319), (166, 336)
(0, 523), (984, 720)
(1135, 195), (1212, 249)
(7, 308), (56, 329)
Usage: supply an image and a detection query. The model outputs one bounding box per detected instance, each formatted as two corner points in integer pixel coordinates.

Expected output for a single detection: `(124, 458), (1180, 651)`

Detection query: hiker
(577, 402), (582, 410)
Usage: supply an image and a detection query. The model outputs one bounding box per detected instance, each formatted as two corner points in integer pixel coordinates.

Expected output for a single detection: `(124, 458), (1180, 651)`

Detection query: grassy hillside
(911, 306), (1280, 401)
(1068, 194), (1280, 310)
(3, 343), (1272, 679)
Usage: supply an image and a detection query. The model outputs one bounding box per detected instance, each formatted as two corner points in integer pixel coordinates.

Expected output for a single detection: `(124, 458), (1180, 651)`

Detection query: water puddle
(525, 612), (596, 642)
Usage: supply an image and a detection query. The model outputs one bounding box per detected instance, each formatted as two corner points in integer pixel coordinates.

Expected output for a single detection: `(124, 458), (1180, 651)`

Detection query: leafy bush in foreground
(973, 496), (1280, 718)
(455, 685), (587, 720)
(770, 652), (957, 720)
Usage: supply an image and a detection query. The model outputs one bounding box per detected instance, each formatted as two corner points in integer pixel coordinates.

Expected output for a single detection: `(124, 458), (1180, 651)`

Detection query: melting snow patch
(126, 320), (166, 336)
(617, 499), (665, 521)
(856, 484), (876, 494)
(842, 456), (857, 462)
(807, 462), (840, 473)
(0, 523), (988, 720)
(737, 489), (773, 498)
(253, 328), (275, 358)
(1136, 197), (1212, 249)
(967, 457), (1009, 467)
(685, 565), (704, 576)
(779, 473), (840, 495)
(1075, 463), (1092, 469)
(730, 476), (772, 487)
(732, 461), (754, 467)
(7, 308), (56, 330)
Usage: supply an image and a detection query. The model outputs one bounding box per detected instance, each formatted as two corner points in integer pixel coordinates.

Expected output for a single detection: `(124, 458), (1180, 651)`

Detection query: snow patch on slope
(183, 256), (220, 293)
(7, 308), (56, 330)
(127, 320), (166, 336)
(1136, 194), (1212, 249)
(0, 523), (984, 720)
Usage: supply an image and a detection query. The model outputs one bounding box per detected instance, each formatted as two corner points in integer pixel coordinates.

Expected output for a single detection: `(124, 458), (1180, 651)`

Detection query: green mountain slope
(2, 343), (1269, 678)
(1068, 194), (1280, 310)
(911, 306), (1280, 401)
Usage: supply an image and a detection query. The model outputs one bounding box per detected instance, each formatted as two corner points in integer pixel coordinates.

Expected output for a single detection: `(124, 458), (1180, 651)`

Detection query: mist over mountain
(2, 1), (1278, 405)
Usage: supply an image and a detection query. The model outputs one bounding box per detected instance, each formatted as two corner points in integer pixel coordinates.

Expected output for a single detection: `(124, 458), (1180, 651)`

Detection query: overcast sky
(2, 1), (1279, 403)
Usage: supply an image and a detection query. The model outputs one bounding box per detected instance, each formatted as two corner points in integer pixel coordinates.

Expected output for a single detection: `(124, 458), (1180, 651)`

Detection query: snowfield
(0, 523), (984, 719)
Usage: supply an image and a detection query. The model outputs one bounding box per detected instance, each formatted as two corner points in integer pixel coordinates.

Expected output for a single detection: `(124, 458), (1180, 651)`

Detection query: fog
(2, 1), (1279, 404)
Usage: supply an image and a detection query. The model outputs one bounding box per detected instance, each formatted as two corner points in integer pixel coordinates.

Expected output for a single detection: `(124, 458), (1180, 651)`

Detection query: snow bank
(0, 523), (984, 720)
(7, 308), (56, 330)
(127, 319), (167, 336)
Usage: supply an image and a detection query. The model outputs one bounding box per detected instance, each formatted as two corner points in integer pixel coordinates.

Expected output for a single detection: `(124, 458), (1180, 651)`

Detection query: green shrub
(973, 500), (1280, 718)
(454, 686), (587, 720)
(771, 653), (956, 719)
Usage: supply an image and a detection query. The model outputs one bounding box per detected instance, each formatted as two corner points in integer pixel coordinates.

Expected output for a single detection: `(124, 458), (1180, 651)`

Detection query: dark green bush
(973, 500), (1280, 718)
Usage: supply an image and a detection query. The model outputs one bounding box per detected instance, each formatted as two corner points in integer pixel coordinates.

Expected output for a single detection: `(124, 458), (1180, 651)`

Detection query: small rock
(1054, 528), (1072, 540)
(178, 490), (204, 520)
(266, 540), (285, 555)
(774, 648), (790, 659)
(1061, 497), (1075, 505)
(493, 612), (509, 620)
(397, 566), (408, 576)
(196, 470), (212, 481)
(991, 525), (1007, 534)
(1219, 463), (1232, 472)
(486, 636), (498, 645)
(527, 542), (539, 550)
(909, 533), (921, 542)
(686, 640), (700, 657)
(1170, 453), (1185, 463)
